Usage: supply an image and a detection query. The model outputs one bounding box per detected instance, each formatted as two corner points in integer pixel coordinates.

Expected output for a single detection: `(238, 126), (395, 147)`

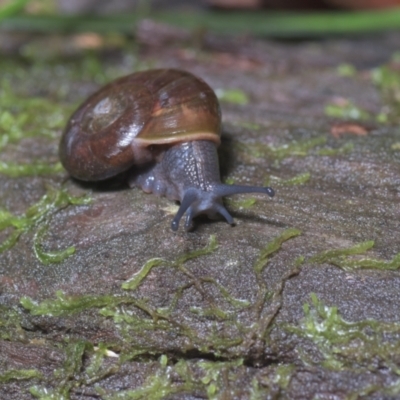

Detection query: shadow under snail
(59, 69), (274, 231)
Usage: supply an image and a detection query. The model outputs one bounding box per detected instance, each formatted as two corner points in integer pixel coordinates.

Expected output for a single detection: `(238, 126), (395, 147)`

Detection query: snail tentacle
(214, 184), (275, 198)
(171, 189), (197, 231)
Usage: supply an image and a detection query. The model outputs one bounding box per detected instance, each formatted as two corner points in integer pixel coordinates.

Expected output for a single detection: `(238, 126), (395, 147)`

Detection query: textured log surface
(0, 27), (400, 399)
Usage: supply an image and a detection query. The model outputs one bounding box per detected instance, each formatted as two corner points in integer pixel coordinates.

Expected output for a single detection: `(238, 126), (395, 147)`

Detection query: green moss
(235, 121), (261, 130)
(175, 234), (218, 264)
(22, 228), (301, 363)
(370, 61), (400, 122)
(310, 240), (400, 271)
(253, 228), (301, 275)
(101, 357), (198, 400)
(225, 197), (257, 209)
(329, 58), (400, 123)
(0, 187), (90, 263)
(273, 364), (295, 388)
(371, 65), (400, 98)
(336, 63), (357, 77)
(238, 135), (354, 174)
(0, 369), (42, 383)
(121, 235), (249, 324)
(29, 341), (93, 399)
(250, 378), (265, 400)
(324, 101), (370, 120)
(0, 0), (29, 20)
(332, 251), (400, 271)
(287, 293), (400, 380)
(250, 363), (296, 399)
(31, 385), (61, 400)
(244, 228), (302, 350)
(20, 229), (303, 398)
(20, 290), (127, 317)
(30, 340), (115, 399)
(317, 141), (354, 156)
(237, 136), (327, 162)
(100, 356), (250, 400)
(85, 343), (111, 378)
(215, 88), (249, 105)
(56, 340), (91, 381)
(270, 136), (327, 159)
(78, 54), (111, 85)
(0, 110), (29, 147)
(0, 228), (21, 253)
(51, 341), (87, 395)
(190, 306), (229, 320)
(109, 235), (250, 352)
(223, 177), (235, 185)
(199, 358), (244, 398)
(206, 277), (250, 308)
(0, 80), (71, 150)
(280, 172), (311, 185)
(391, 142), (400, 150)
(30, 385), (70, 400)
(0, 305), (25, 340)
(25, 353), (295, 400)
(309, 240), (374, 264)
(123, 234), (218, 291)
(266, 172), (311, 186)
(0, 161), (63, 177)
(122, 258), (165, 291)
(33, 223), (75, 264)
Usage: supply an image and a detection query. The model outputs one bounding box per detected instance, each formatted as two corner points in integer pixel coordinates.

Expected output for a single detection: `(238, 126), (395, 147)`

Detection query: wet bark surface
(0, 27), (400, 399)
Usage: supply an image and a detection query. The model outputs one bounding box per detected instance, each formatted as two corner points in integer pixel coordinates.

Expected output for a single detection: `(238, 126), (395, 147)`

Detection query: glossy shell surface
(59, 69), (221, 181)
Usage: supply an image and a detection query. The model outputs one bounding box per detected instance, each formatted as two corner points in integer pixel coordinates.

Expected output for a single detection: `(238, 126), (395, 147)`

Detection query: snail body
(60, 69), (274, 231)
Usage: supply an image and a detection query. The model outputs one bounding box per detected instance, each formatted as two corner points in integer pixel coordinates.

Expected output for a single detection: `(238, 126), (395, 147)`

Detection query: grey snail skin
(59, 69), (275, 231)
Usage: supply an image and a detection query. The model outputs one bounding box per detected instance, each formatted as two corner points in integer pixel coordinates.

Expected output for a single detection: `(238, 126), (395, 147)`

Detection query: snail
(59, 69), (274, 231)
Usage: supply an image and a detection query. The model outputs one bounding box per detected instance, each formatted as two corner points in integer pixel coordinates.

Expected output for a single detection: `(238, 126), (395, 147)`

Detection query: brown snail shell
(60, 69), (274, 231)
